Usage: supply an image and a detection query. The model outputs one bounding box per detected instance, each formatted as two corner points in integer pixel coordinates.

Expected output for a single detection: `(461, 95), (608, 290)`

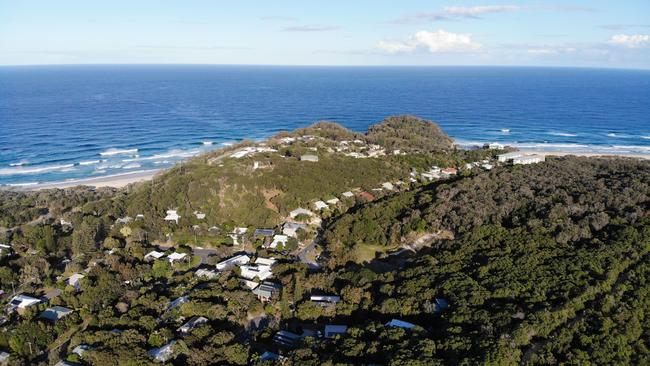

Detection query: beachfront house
(513, 154), (545, 165)
(300, 154), (319, 162)
(252, 281), (282, 302)
(310, 295), (341, 306)
(385, 319), (416, 329)
(497, 151), (522, 163)
(144, 250), (165, 261)
(441, 167), (458, 176)
(216, 254), (250, 271)
(487, 142), (505, 150)
(164, 210), (180, 224)
(149, 340), (176, 363)
(269, 235), (288, 249)
(323, 325), (348, 338)
(39, 306), (73, 322)
(178, 316), (208, 333)
(66, 273), (85, 291)
(314, 201), (328, 210)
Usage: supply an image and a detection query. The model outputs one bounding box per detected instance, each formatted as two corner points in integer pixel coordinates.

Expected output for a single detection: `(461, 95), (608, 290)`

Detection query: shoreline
(3, 169), (161, 191)
(3, 149), (649, 191)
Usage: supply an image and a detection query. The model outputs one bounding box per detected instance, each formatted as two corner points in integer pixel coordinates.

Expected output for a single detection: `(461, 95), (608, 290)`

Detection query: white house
(326, 198), (340, 205)
(195, 268), (218, 279)
(269, 235), (288, 249)
(149, 340), (176, 362)
(39, 306), (73, 322)
(513, 154), (545, 165)
(300, 155), (319, 162)
(178, 316), (208, 333)
(216, 254), (250, 271)
(164, 210), (181, 224)
(487, 142), (505, 150)
(116, 216), (132, 224)
(282, 222), (305, 237)
(167, 252), (188, 264)
(193, 211), (206, 220)
(66, 273), (85, 290)
(0, 244), (12, 257)
(144, 251), (165, 261)
(381, 182), (394, 190)
(240, 264), (273, 281)
(497, 151), (522, 162)
(255, 257), (277, 266)
(241, 279), (259, 289)
(314, 201), (328, 210)
(8, 295), (41, 310)
(289, 208), (315, 219)
(341, 191), (354, 198)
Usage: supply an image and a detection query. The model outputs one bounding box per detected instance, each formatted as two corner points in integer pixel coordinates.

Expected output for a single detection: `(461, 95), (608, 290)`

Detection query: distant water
(1, 65), (649, 185)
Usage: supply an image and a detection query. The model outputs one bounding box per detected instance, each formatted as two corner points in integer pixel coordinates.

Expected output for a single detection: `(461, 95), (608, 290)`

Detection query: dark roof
(39, 306), (73, 321)
(254, 229), (275, 237)
(252, 281), (282, 298)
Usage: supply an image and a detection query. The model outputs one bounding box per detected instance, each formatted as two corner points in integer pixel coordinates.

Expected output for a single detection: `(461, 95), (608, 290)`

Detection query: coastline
(4, 169), (161, 191)
(3, 149), (649, 191)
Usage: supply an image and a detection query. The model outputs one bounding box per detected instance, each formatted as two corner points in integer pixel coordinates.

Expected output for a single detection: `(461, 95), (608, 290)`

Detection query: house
(434, 298), (449, 312)
(66, 273), (85, 290)
(513, 154), (545, 165)
(164, 210), (180, 224)
(255, 257), (277, 266)
(482, 163), (494, 170)
(193, 211), (206, 220)
(289, 208), (315, 219)
(326, 197), (340, 205)
(39, 306), (73, 322)
(497, 151), (522, 162)
(233, 227), (248, 235)
(487, 142), (505, 150)
(254, 228), (275, 237)
(149, 340), (176, 362)
(0, 351), (9, 364)
(178, 316), (208, 333)
(310, 295), (341, 306)
(240, 264), (273, 281)
(167, 296), (189, 311)
(252, 281), (282, 301)
(357, 191), (375, 202)
(259, 351), (281, 362)
(441, 167), (457, 175)
(273, 330), (301, 348)
(381, 182), (394, 190)
(60, 218), (73, 226)
(282, 222), (305, 237)
(144, 251), (165, 261)
(167, 252), (188, 264)
(300, 154), (319, 162)
(385, 319), (416, 329)
(195, 268), (218, 279)
(314, 201), (328, 210)
(269, 235), (288, 249)
(216, 254), (250, 271)
(116, 216), (132, 224)
(7, 294), (40, 310)
(324, 325), (348, 338)
(72, 344), (92, 357)
(341, 191), (354, 198)
(241, 279), (260, 289)
(135, 214), (145, 220)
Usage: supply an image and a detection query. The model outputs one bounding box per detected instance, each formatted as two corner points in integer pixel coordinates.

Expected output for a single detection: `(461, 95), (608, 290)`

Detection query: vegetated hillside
(314, 157), (650, 364)
(366, 115), (455, 153)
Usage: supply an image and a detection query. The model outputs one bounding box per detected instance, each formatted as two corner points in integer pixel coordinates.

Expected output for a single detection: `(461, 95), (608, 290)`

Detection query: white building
(255, 257), (277, 266)
(314, 201), (328, 210)
(341, 191), (354, 198)
(381, 182), (394, 190)
(167, 252), (188, 264)
(144, 251), (165, 261)
(488, 142), (505, 150)
(300, 155), (319, 162)
(282, 222), (305, 237)
(289, 208), (315, 219)
(240, 264), (273, 281)
(513, 154), (545, 165)
(66, 273), (85, 290)
(149, 340), (176, 363)
(178, 316), (208, 333)
(269, 235), (288, 249)
(326, 198), (340, 205)
(497, 151), (522, 163)
(195, 268), (218, 279)
(216, 254), (250, 271)
(164, 210), (181, 224)
(193, 211), (206, 220)
(7, 295), (41, 310)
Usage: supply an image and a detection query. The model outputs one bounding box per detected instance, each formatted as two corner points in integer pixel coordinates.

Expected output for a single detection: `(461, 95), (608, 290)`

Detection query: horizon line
(0, 63), (649, 72)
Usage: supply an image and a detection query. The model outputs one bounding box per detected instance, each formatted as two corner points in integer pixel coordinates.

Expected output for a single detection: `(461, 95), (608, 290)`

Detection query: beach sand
(520, 151), (650, 160)
(13, 169), (161, 191)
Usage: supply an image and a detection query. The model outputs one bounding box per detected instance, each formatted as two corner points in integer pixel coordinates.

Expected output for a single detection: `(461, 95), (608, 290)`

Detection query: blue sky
(1, 0), (649, 68)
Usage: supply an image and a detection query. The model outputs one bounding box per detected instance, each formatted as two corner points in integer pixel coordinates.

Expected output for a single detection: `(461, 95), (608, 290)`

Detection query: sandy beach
(5, 169), (161, 191)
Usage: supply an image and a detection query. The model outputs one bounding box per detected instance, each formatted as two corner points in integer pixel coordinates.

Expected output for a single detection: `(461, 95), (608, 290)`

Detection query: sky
(1, 0), (649, 69)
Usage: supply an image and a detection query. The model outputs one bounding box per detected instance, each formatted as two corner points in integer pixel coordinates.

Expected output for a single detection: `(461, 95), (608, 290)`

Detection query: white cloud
(379, 30), (483, 54)
(443, 5), (520, 17)
(609, 34), (650, 48)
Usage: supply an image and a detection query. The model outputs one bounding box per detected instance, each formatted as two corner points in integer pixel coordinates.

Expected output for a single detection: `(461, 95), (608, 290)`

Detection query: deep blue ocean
(1, 65), (649, 186)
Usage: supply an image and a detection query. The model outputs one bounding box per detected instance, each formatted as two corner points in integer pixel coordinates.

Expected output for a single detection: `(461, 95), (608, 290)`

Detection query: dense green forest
(0, 116), (648, 365)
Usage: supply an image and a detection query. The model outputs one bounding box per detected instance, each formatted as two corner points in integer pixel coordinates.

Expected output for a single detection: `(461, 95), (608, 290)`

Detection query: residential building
(313, 201), (328, 210)
(385, 319), (416, 329)
(341, 191), (354, 198)
(252, 281), (282, 301)
(254, 228), (275, 237)
(66, 273), (85, 291)
(273, 330), (301, 348)
(144, 251), (165, 261)
(269, 235), (288, 249)
(381, 182), (394, 190)
(195, 268), (218, 279)
(326, 197), (340, 205)
(324, 325), (348, 338)
(193, 211), (206, 220)
(167, 296), (189, 311)
(282, 222), (305, 237)
(300, 154), (319, 162)
(513, 154), (545, 165)
(149, 340), (176, 362)
(497, 151), (522, 162)
(7, 295), (40, 310)
(310, 295), (341, 306)
(289, 208), (315, 219)
(240, 264), (273, 281)
(164, 210), (180, 224)
(39, 306), (73, 321)
(167, 252), (188, 264)
(216, 254), (251, 271)
(178, 316), (208, 333)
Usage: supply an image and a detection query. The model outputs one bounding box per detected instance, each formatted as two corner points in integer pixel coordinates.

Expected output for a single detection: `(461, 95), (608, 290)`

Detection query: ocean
(1, 65), (649, 186)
